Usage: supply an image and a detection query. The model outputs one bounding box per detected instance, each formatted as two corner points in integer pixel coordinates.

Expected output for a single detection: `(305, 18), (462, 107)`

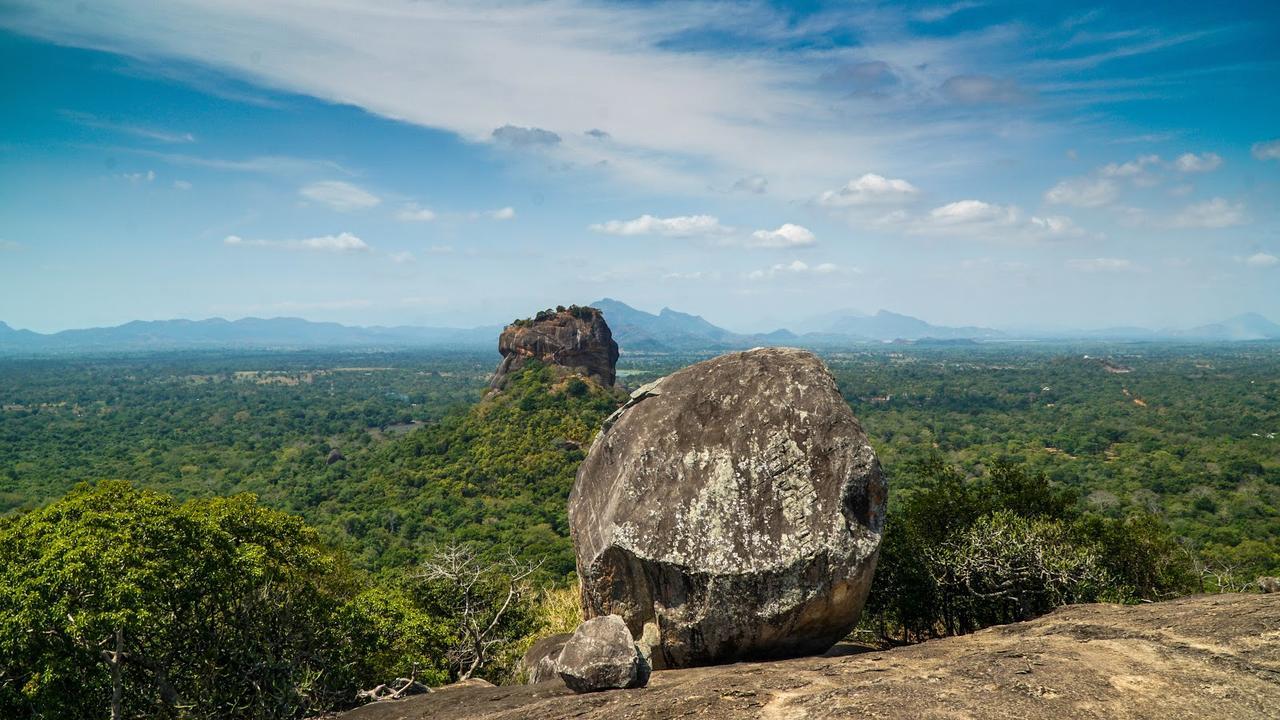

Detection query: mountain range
(2, 302), (1277, 355)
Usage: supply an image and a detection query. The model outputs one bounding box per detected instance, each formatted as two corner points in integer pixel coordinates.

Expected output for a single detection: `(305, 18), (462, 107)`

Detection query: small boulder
(555, 615), (650, 693)
(1259, 576), (1280, 594)
(521, 632), (571, 684)
(326, 448), (344, 465)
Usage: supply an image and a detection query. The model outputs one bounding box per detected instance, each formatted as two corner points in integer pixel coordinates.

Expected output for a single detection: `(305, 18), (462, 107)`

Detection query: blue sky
(1, 0), (1278, 333)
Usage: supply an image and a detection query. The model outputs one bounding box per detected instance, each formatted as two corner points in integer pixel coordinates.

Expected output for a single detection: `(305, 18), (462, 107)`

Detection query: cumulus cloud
(1169, 197), (1246, 229)
(396, 203), (437, 222)
(1044, 177), (1117, 207)
(749, 223), (816, 248)
(1027, 215), (1087, 239)
(491, 124), (561, 147)
(1067, 257), (1133, 272)
(927, 199), (1018, 226)
(731, 175), (768, 194)
(299, 180), (381, 211)
(389, 251), (415, 264)
(1252, 139), (1280, 161)
(223, 232), (369, 252)
(584, 128), (610, 140)
(1175, 152), (1222, 173)
(172, 179), (192, 190)
(747, 259), (841, 280)
(488, 206), (516, 220)
(589, 214), (727, 237)
(1244, 252), (1278, 267)
(940, 74), (1025, 104)
(901, 201), (1088, 241)
(817, 173), (918, 207)
(1100, 154), (1160, 179)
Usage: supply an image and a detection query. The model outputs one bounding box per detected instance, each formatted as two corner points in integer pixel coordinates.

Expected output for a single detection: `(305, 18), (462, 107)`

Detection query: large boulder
(490, 306), (619, 390)
(555, 615), (651, 693)
(568, 347), (887, 669)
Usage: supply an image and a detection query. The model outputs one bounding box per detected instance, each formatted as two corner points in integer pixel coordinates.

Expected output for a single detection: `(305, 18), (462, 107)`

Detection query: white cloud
(1174, 152), (1222, 173)
(299, 180), (381, 211)
(747, 259), (841, 280)
(1169, 197), (1246, 229)
(662, 270), (721, 281)
(396, 203), (437, 222)
(1067, 257), (1133, 272)
(0, 0), (1079, 196)
(1100, 154), (1160, 178)
(1027, 215), (1087, 239)
(0, 240), (22, 251)
(172, 179), (192, 190)
(927, 200), (1018, 226)
(119, 170), (156, 183)
(817, 173), (919, 207)
(491, 125), (561, 147)
(732, 175), (768, 194)
(426, 244), (454, 254)
(62, 110), (195, 143)
(1244, 252), (1278, 268)
(223, 232), (369, 252)
(1251, 139), (1280, 161)
(940, 74), (1026, 104)
(749, 223), (816, 248)
(903, 201), (1088, 242)
(389, 251), (415, 264)
(488, 206), (516, 221)
(1044, 177), (1117, 207)
(589, 214), (727, 237)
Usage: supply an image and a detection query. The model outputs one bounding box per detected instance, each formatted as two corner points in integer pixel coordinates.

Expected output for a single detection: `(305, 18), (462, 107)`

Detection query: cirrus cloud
(299, 180), (380, 211)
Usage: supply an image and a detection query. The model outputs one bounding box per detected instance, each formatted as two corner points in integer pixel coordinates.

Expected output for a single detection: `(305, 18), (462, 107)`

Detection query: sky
(1, 0), (1278, 334)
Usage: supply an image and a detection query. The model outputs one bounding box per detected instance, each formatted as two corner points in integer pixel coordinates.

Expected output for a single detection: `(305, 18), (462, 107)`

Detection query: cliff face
(340, 593), (1280, 720)
(490, 306), (619, 390)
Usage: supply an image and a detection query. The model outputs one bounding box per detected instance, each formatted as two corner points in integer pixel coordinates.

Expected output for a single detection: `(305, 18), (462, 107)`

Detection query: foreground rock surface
(490, 306), (619, 390)
(555, 615), (651, 693)
(339, 594), (1280, 720)
(569, 347), (886, 668)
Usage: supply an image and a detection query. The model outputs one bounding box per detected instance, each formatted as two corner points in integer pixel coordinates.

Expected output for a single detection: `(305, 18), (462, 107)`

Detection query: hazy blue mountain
(2, 307), (1275, 356)
(1174, 313), (1280, 341)
(0, 317), (499, 354)
(796, 309), (1004, 341)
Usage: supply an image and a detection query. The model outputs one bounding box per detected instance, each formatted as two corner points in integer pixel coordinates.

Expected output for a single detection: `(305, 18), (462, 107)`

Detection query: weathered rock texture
(568, 347), (887, 669)
(339, 594), (1280, 720)
(521, 633), (571, 684)
(490, 306), (619, 390)
(555, 615), (652, 693)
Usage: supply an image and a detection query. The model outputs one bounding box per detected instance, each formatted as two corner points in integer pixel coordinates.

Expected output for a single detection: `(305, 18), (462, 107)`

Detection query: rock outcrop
(568, 347), (886, 668)
(554, 615), (651, 693)
(490, 306), (619, 390)
(338, 594), (1280, 720)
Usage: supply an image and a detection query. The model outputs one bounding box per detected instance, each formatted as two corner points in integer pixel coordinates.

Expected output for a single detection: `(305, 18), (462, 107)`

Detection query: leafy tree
(0, 481), (448, 719)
